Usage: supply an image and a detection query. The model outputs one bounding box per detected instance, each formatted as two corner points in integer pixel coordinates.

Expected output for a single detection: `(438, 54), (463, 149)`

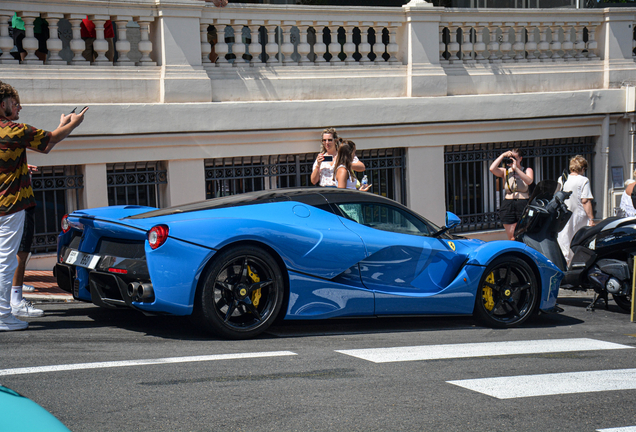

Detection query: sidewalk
(23, 270), (74, 303)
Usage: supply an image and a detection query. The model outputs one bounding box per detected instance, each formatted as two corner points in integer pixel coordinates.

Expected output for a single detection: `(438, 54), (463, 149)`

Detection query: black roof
(127, 187), (405, 219)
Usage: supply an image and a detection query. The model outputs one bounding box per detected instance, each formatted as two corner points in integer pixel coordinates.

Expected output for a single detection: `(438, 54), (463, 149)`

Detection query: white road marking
(598, 427), (636, 432)
(336, 338), (632, 363)
(0, 351), (297, 377)
(448, 368), (636, 399)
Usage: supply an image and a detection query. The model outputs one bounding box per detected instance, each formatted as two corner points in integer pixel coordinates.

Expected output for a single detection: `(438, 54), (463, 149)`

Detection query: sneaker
(22, 284), (35, 292)
(0, 314), (29, 331)
(11, 299), (44, 318)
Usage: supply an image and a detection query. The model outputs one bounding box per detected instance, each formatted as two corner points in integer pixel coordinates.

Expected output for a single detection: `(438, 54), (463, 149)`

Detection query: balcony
(5, 0), (636, 105)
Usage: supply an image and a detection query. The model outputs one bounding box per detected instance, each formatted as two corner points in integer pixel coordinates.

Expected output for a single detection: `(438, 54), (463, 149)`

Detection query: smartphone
(69, 107), (77, 114)
(323, 155), (333, 162)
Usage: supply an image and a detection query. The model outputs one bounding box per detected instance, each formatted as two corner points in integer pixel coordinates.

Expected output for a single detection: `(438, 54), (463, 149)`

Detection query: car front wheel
(194, 245), (284, 339)
(474, 256), (538, 328)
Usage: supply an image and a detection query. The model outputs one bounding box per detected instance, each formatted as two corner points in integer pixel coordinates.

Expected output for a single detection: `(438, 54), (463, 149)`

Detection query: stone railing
(0, 2), (156, 67)
(200, 6), (405, 67)
(4, 0), (636, 103)
(439, 13), (603, 65)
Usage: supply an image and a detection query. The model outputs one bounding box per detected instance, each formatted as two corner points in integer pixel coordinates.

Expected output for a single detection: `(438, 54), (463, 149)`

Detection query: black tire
(613, 294), (632, 313)
(193, 245), (284, 339)
(473, 256), (539, 328)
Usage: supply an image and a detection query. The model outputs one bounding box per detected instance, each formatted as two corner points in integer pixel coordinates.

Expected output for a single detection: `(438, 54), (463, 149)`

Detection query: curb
(24, 294), (74, 303)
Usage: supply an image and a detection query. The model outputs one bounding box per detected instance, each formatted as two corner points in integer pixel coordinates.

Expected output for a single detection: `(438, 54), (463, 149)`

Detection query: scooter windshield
(527, 179), (559, 203)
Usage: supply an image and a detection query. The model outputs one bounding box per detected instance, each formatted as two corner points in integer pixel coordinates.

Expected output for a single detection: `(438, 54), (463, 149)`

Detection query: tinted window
(337, 203), (431, 236)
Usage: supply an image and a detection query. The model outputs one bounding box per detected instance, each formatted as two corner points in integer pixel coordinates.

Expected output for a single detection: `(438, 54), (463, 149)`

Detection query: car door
(335, 201), (469, 315)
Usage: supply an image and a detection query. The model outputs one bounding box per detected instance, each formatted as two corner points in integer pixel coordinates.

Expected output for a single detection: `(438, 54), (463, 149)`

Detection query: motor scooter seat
(570, 217), (621, 247)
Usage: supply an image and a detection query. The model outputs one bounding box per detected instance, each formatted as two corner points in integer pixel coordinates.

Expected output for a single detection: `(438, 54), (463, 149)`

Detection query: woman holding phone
(311, 128), (365, 187)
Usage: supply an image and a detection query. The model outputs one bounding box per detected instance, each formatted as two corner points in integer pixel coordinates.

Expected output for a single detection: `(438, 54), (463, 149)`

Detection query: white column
(461, 23), (475, 64)
(574, 24), (586, 60)
(512, 24), (526, 62)
(550, 24), (563, 62)
(447, 25), (460, 64)
(215, 22), (230, 67)
(473, 24), (487, 63)
(137, 18), (156, 66)
(587, 24), (598, 60)
(0, 12), (18, 64)
(328, 23), (343, 65)
(280, 21), (296, 65)
(265, 23), (279, 64)
(297, 22), (312, 65)
(232, 22), (247, 66)
(164, 160), (206, 207)
(406, 147), (446, 226)
(92, 17), (112, 65)
(313, 22), (328, 64)
(387, 22), (400, 65)
(439, 24), (447, 64)
(200, 22), (212, 65)
(525, 24), (538, 61)
(374, 23), (388, 65)
(20, 14), (42, 64)
(68, 15), (89, 65)
(342, 23), (356, 65)
(115, 17), (133, 65)
(358, 23), (372, 64)
(486, 23), (501, 63)
(537, 25), (550, 61)
(44, 14), (66, 65)
(82, 164), (109, 209)
(248, 22), (264, 65)
(562, 23), (574, 60)
(500, 23), (513, 62)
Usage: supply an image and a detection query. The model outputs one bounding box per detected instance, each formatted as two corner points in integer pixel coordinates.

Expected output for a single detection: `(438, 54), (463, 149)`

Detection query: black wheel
(193, 245), (284, 339)
(474, 256), (539, 328)
(613, 294), (631, 313)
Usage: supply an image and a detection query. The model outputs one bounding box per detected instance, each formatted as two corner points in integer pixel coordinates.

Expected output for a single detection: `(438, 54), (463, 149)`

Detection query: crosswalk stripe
(335, 338), (632, 363)
(597, 427), (636, 431)
(448, 368), (636, 399)
(0, 351), (297, 377)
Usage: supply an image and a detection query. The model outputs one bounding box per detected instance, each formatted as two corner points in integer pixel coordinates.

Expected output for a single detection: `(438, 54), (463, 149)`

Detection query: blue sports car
(56, 188), (563, 339)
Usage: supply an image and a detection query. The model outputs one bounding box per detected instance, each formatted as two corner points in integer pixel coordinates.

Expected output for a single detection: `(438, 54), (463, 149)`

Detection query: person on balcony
(489, 149), (534, 241)
(81, 18), (114, 62)
(311, 127), (365, 187)
(10, 14), (49, 62)
(0, 81), (87, 331)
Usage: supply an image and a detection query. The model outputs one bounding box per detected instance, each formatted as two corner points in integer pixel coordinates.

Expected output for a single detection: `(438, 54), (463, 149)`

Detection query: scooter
(514, 180), (635, 312)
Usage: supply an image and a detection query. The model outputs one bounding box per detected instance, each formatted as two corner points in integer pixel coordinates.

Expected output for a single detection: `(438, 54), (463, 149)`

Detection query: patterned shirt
(0, 118), (51, 216)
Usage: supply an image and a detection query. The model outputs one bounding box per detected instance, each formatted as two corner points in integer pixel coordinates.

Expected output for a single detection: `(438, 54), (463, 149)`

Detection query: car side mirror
(445, 212), (461, 229)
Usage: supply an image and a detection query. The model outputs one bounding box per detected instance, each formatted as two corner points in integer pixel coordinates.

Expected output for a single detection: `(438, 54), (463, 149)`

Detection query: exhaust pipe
(127, 282), (141, 298)
(137, 282), (154, 301)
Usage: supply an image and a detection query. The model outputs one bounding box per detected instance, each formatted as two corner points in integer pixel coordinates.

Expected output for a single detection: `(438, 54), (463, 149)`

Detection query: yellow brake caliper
(248, 266), (262, 307)
(482, 272), (495, 311)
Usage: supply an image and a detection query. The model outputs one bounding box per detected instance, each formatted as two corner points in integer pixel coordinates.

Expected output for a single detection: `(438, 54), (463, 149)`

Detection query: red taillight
(148, 225), (169, 250)
(61, 214), (70, 233)
(108, 268), (128, 274)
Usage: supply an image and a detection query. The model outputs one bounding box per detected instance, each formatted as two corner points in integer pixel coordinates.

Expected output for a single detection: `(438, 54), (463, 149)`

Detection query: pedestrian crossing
(335, 338), (632, 363)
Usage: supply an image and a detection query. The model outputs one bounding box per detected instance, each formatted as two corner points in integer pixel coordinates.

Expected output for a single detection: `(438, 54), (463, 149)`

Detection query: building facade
(5, 0), (636, 268)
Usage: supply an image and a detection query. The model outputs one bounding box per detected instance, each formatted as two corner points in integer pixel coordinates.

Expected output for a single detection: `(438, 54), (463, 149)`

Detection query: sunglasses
(322, 139), (334, 142)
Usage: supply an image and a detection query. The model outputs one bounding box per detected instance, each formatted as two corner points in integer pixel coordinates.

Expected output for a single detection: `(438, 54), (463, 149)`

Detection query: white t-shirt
(313, 156), (360, 187)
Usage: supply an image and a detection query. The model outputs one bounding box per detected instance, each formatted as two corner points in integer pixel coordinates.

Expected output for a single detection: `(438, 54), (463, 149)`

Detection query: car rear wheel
(194, 245), (284, 339)
(474, 256), (538, 328)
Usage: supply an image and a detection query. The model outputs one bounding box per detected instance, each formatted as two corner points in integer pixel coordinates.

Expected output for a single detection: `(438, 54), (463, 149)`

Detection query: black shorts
(499, 199), (528, 225)
(19, 206), (36, 253)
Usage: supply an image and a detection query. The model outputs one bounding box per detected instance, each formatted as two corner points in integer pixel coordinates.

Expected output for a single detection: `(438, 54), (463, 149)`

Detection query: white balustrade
(439, 17), (603, 66)
(0, 11), (18, 64)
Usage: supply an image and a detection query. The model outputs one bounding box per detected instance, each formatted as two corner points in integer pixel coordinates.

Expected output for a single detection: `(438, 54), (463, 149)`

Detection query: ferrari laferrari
(56, 188), (563, 339)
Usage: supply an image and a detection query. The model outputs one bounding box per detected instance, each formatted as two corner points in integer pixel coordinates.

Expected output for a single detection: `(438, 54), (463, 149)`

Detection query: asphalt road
(2, 294), (636, 432)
